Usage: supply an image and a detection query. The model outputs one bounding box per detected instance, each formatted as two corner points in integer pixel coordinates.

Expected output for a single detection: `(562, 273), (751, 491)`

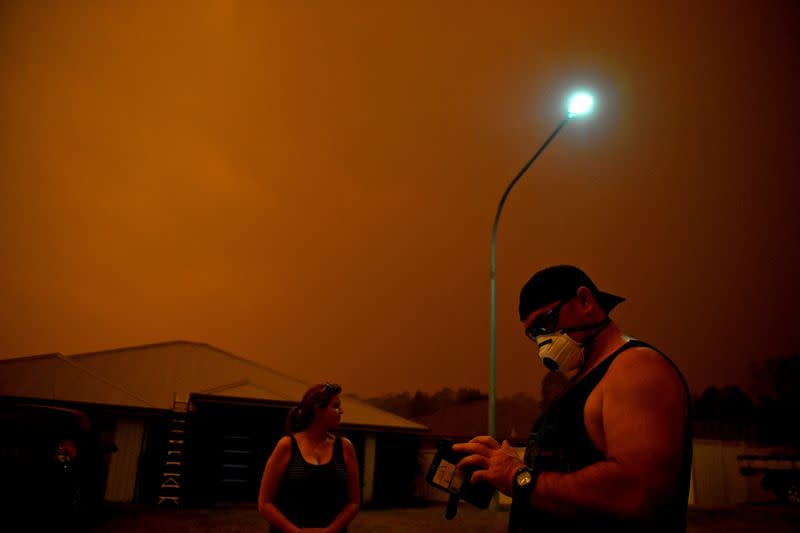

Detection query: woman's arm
(257, 436), (302, 533)
(324, 437), (361, 533)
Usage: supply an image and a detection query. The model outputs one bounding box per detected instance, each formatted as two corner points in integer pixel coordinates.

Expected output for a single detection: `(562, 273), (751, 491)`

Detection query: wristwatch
(512, 466), (538, 498)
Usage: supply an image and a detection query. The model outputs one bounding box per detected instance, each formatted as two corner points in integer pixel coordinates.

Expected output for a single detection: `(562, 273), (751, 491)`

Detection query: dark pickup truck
(738, 451), (800, 505)
(0, 400), (117, 525)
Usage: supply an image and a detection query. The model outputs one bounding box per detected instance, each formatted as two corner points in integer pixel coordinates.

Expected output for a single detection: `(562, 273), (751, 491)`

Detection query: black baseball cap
(518, 265), (625, 321)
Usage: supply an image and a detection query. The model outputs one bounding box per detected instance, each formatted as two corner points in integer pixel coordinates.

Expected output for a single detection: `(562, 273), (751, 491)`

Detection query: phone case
(425, 440), (495, 509)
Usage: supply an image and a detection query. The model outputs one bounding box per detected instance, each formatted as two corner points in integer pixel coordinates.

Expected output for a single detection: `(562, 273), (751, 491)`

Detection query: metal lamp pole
(488, 92), (594, 438)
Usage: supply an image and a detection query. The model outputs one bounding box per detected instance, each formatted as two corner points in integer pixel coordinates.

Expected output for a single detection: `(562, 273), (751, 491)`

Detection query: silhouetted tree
(455, 387), (486, 404)
(408, 390), (435, 418)
(367, 387), (510, 421)
(368, 391), (413, 418)
(430, 387), (455, 410)
(751, 353), (800, 446)
(692, 385), (755, 440)
(693, 385), (753, 421)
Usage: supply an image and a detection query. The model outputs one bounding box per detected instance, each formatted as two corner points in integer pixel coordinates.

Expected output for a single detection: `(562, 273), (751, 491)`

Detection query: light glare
(568, 92), (594, 117)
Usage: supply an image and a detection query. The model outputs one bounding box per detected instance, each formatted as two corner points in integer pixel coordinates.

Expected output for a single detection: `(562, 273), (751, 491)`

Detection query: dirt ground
(73, 503), (800, 533)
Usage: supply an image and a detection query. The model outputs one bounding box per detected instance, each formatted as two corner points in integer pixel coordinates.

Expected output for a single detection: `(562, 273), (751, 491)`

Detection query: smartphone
(425, 439), (495, 510)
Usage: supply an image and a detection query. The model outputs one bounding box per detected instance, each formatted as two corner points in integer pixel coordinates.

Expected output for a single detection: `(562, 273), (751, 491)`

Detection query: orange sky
(1, 1), (799, 399)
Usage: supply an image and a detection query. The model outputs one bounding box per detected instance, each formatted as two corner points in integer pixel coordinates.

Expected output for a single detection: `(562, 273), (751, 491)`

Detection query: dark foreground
(51, 502), (798, 533)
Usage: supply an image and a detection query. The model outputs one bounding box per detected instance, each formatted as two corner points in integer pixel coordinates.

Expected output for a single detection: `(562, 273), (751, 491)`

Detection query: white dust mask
(536, 332), (585, 374)
(535, 318), (610, 374)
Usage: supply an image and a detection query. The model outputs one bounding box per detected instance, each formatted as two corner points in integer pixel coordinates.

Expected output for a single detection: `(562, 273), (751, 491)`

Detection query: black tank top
(509, 339), (693, 533)
(271, 435), (349, 532)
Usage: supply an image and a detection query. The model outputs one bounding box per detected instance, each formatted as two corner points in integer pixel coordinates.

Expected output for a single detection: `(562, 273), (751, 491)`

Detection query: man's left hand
(452, 436), (525, 497)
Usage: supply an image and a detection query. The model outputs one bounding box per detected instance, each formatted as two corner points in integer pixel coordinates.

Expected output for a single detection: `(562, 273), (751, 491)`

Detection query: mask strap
(560, 317), (610, 335)
(557, 318), (610, 352)
(581, 318), (610, 347)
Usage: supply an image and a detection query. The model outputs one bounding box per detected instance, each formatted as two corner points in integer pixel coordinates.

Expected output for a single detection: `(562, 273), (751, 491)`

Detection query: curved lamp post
(488, 91), (594, 437)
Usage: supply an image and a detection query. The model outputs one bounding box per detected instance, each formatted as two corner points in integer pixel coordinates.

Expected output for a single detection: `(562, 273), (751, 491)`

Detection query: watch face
(516, 469), (532, 487)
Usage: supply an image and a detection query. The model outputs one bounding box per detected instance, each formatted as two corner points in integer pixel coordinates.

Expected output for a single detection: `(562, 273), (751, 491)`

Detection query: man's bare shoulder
(603, 345), (687, 401)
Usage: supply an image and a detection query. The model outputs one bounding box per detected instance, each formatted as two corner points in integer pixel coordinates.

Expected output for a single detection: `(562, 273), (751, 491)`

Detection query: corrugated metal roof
(0, 341), (426, 432)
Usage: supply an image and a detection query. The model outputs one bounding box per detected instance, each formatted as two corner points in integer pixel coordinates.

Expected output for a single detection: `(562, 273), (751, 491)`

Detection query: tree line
(364, 353), (799, 447)
(692, 352), (800, 446)
(365, 387), (490, 420)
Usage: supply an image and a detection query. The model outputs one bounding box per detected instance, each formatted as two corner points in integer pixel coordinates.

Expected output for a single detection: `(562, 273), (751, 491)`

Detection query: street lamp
(488, 91), (594, 438)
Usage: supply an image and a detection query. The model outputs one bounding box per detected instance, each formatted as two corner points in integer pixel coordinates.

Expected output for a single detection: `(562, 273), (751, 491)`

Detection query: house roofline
(190, 393), (429, 434)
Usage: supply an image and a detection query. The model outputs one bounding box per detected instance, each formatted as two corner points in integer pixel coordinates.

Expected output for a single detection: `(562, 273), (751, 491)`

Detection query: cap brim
(596, 292), (625, 313)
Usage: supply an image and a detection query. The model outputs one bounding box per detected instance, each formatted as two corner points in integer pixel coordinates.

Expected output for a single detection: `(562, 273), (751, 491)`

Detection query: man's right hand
(453, 436), (524, 497)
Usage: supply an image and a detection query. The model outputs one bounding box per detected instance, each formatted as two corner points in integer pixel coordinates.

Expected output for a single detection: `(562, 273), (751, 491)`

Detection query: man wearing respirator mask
(454, 265), (692, 532)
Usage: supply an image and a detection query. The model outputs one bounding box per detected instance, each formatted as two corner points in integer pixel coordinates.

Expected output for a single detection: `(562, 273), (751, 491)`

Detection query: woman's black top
(271, 434), (349, 532)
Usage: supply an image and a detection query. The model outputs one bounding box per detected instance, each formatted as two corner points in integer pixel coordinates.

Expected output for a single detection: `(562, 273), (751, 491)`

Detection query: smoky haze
(1, 1), (799, 399)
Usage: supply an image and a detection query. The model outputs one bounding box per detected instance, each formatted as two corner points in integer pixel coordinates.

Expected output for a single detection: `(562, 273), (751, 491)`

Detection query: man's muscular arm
(527, 348), (688, 520)
(458, 348), (688, 522)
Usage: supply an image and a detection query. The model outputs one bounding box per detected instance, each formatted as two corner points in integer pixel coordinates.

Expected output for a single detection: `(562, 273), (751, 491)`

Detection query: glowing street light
(488, 91), (595, 438)
(568, 91), (594, 117)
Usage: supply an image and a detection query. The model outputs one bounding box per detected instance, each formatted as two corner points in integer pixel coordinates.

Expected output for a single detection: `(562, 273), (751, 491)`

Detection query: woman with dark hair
(258, 383), (360, 532)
